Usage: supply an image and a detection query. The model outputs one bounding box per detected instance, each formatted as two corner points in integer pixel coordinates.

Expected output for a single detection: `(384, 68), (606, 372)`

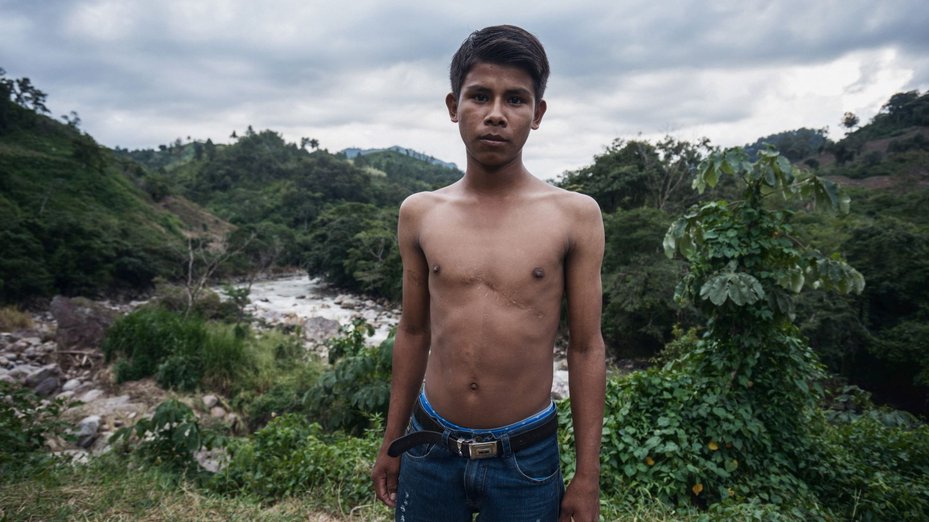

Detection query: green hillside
(116, 128), (462, 298)
(0, 75), (190, 303)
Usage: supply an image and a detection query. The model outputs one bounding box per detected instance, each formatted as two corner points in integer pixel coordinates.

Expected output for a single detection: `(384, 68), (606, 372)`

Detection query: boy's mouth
(479, 134), (507, 143)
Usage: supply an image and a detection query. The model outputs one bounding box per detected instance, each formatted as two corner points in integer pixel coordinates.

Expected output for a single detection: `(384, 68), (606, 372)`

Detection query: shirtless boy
(371, 25), (605, 521)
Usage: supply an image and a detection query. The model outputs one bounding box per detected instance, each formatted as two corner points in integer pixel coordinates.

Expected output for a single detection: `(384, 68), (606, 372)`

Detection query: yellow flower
(708, 440), (719, 451)
(645, 456), (655, 466)
(692, 483), (704, 495)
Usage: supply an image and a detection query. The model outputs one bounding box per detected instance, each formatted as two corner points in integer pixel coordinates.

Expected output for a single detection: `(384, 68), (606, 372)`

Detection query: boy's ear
(446, 92), (459, 123)
(531, 99), (547, 130)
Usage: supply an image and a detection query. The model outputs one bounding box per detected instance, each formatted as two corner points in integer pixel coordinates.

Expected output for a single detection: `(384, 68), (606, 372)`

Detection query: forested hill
(113, 127), (462, 300)
(556, 89), (929, 415)
(0, 76), (192, 303)
(1, 70), (462, 304)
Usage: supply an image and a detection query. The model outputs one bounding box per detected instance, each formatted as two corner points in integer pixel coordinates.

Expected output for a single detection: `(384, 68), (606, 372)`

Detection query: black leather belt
(387, 400), (557, 459)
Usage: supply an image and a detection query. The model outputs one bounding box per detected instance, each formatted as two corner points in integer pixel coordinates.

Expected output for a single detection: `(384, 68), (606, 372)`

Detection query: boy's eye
(473, 93), (489, 102)
(508, 96), (525, 105)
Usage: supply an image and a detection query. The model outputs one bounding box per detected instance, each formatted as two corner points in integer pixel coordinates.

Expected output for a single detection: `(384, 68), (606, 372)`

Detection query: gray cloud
(2, 0), (928, 175)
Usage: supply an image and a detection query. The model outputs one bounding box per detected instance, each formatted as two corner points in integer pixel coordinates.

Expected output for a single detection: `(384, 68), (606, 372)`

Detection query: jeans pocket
(405, 440), (438, 460)
(510, 435), (561, 483)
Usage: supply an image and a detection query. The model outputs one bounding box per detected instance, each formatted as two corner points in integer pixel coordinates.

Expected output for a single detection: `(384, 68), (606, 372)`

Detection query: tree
(841, 111), (859, 130)
(60, 110), (81, 129)
(558, 136), (712, 213)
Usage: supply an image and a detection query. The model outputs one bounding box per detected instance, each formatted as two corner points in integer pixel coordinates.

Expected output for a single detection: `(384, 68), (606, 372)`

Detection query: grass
(0, 455), (736, 522)
(0, 305), (32, 331)
(0, 455), (389, 521)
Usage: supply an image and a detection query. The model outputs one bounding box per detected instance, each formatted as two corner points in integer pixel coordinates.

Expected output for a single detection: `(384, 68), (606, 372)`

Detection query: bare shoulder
(538, 183), (602, 223)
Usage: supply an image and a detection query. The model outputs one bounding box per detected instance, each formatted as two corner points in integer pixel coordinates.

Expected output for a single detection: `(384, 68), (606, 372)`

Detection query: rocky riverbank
(1, 276), (572, 462)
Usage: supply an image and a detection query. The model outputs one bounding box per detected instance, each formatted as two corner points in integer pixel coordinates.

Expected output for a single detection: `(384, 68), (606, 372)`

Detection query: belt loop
(500, 432), (513, 458)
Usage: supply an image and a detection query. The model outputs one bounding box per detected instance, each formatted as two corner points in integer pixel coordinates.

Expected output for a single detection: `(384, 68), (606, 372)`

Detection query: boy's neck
(461, 155), (535, 195)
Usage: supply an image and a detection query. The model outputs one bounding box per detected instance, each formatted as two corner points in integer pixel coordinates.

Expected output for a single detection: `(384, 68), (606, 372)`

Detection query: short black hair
(449, 25), (550, 103)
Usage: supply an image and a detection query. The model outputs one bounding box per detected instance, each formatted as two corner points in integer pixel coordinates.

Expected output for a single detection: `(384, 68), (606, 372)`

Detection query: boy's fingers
(386, 471), (398, 503)
(375, 473), (397, 507)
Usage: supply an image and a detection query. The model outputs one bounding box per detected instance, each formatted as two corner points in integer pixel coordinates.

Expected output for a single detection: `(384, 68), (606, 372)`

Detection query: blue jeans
(395, 399), (564, 521)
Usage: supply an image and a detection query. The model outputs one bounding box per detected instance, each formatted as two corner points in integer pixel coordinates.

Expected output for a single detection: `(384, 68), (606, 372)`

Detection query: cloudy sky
(2, 0), (929, 178)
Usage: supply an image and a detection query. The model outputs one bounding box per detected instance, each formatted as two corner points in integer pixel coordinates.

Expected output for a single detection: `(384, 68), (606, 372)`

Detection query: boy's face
(446, 61), (546, 171)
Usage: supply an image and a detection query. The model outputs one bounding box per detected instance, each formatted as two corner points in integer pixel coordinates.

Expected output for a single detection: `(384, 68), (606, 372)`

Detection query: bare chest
(418, 203), (569, 289)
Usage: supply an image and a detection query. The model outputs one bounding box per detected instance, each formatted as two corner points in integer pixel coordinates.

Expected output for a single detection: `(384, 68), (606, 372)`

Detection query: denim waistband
(418, 388), (556, 439)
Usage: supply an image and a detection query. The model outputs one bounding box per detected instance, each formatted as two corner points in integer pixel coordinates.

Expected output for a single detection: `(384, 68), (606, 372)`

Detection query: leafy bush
(103, 306), (251, 393)
(304, 325), (392, 434)
(110, 399), (224, 472)
(211, 413), (380, 508)
(810, 414), (929, 521)
(0, 382), (73, 475)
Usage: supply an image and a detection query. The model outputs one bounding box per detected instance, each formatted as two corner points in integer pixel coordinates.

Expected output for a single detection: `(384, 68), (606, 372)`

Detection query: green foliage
(305, 326), (392, 434)
(326, 316), (374, 364)
(354, 148), (461, 206)
(110, 399), (224, 472)
(0, 81), (184, 303)
(304, 203), (402, 299)
(743, 127), (829, 162)
(558, 136), (712, 213)
(211, 413), (380, 507)
(0, 382), (74, 475)
(587, 147), (868, 512)
(810, 414), (929, 521)
(102, 307), (251, 393)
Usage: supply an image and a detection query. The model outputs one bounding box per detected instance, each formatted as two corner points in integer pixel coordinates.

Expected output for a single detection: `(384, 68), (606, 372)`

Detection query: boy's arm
(560, 195), (606, 522)
(372, 195), (432, 508)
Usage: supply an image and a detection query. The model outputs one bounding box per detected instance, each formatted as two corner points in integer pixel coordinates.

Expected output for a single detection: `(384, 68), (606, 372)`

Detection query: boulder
(76, 415), (101, 448)
(202, 394), (219, 409)
(25, 363), (59, 386)
(551, 370), (570, 400)
(34, 376), (61, 396)
(62, 378), (82, 392)
(210, 406), (226, 418)
(303, 316), (341, 343)
(50, 296), (117, 350)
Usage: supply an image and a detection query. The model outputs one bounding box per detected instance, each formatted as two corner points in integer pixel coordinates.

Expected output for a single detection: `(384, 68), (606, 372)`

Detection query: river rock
(303, 316), (340, 343)
(79, 389), (105, 402)
(551, 370), (570, 400)
(25, 363), (59, 386)
(34, 376), (61, 396)
(76, 415), (101, 448)
(50, 296), (117, 350)
(210, 406), (226, 418)
(62, 378), (82, 392)
(202, 394), (219, 409)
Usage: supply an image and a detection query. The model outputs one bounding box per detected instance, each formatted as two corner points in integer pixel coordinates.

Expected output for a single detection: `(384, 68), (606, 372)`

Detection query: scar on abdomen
(432, 264), (441, 274)
(532, 267), (545, 278)
(469, 382), (478, 391)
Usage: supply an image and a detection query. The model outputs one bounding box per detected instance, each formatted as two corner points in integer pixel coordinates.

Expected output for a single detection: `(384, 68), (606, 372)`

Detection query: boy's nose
(484, 100), (506, 127)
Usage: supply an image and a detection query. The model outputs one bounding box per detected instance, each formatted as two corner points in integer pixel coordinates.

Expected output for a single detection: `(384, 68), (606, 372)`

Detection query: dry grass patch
(0, 305), (33, 332)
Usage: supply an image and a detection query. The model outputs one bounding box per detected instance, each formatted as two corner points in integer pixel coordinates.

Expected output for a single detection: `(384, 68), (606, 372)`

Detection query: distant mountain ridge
(341, 145), (458, 170)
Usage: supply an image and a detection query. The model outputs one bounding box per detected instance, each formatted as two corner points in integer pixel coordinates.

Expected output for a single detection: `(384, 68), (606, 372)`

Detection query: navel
(469, 382), (479, 391)
(532, 267), (545, 279)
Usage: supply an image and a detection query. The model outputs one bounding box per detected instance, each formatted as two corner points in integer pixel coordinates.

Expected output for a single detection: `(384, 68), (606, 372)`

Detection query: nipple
(432, 264), (441, 274)
(532, 267), (545, 279)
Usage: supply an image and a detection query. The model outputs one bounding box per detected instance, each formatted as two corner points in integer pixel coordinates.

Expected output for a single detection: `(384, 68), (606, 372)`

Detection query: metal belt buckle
(467, 440), (498, 459)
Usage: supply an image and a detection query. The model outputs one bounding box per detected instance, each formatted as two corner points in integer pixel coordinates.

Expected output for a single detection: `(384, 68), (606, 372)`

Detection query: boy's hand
(371, 450), (400, 507)
(559, 477), (600, 522)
